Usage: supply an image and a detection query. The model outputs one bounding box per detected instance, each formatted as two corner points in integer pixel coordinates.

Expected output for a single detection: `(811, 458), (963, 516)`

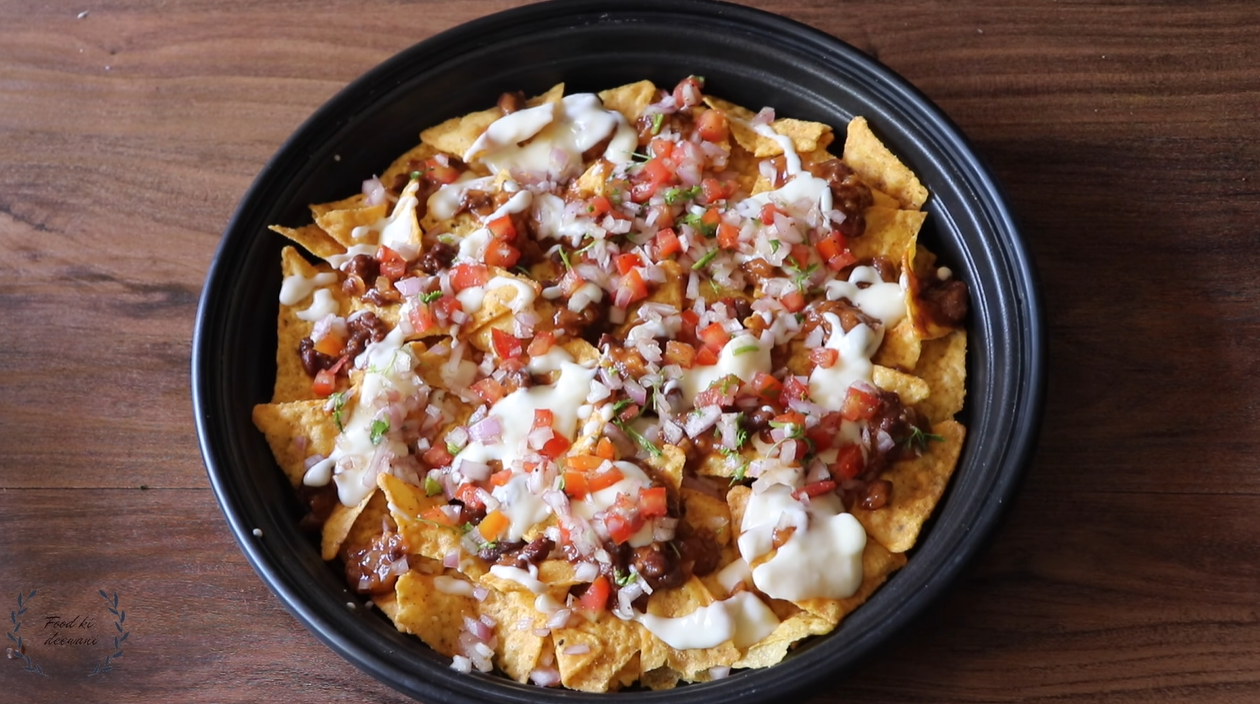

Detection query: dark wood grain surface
(3, 1), (1258, 701)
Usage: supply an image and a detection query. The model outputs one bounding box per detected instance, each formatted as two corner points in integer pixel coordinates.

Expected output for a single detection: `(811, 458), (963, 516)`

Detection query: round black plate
(193, 1), (1044, 702)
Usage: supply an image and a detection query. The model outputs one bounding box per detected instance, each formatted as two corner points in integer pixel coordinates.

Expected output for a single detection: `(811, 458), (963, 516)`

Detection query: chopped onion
(450, 655), (473, 674)
(530, 667), (561, 687)
(684, 406), (721, 438)
(362, 176), (387, 206)
(456, 458), (491, 482)
(573, 561), (599, 582)
(467, 416), (503, 445)
(561, 644), (590, 656)
(546, 608), (572, 630)
(443, 550), (461, 569)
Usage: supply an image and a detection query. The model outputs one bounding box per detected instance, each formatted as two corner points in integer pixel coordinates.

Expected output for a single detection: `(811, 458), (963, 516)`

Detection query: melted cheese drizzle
(745, 124), (834, 219)
(571, 461), (655, 547)
(808, 315), (882, 412)
(280, 272), (338, 306)
(738, 483), (866, 601)
(464, 94), (637, 179)
(303, 326), (424, 507)
(824, 265), (907, 327)
(636, 591), (780, 650)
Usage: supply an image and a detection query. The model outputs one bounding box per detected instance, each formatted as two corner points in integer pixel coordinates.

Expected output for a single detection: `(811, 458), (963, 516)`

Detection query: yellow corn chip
(322, 489), (377, 560)
(269, 223), (346, 261)
(393, 571), (477, 657)
(914, 330), (968, 423)
(844, 116), (928, 210)
(872, 365), (930, 406)
(553, 614), (642, 692)
(850, 420), (966, 552)
(598, 80), (657, 124)
(251, 399), (339, 486)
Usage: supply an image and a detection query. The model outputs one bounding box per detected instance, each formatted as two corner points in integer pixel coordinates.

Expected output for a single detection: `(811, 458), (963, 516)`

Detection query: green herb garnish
(446, 441), (461, 457)
(691, 249), (719, 270)
(420, 290), (443, 303)
(903, 425), (945, 453)
(613, 418), (662, 458)
(770, 239), (781, 254)
(663, 185), (702, 206)
(424, 474), (443, 497)
(369, 419), (390, 445)
(614, 568), (637, 587)
(329, 391), (347, 432)
(650, 113), (665, 135)
(733, 344), (760, 356)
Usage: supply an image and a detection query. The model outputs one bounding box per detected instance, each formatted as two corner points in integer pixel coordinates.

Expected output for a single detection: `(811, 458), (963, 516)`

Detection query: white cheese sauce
(679, 334), (772, 404)
(823, 265), (907, 328)
(636, 591), (779, 650)
(737, 484), (865, 601)
(808, 314), (882, 412)
(279, 272), (338, 306)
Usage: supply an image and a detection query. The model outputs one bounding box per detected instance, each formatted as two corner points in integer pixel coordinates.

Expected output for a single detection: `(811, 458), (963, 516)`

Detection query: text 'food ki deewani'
(254, 77), (969, 692)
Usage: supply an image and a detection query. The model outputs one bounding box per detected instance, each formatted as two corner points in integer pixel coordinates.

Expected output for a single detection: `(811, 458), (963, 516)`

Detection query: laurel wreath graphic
(88, 590), (129, 676)
(7, 590), (47, 676)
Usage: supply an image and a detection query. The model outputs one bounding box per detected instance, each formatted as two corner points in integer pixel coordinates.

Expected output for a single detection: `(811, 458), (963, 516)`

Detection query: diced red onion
(303, 453), (326, 470)
(457, 458), (492, 482)
(362, 177), (387, 206)
(472, 585), (490, 601)
(653, 516), (679, 542)
(684, 406), (722, 438)
(443, 550), (461, 569)
(876, 429), (896, 454)
(709, 666), (732, 680)
(753, 107), (775, 126)
(718, 413), (740, 450)
(530, 667), (562, 687)
(467, 416), (502, 445)
(546, 608), (572, 630)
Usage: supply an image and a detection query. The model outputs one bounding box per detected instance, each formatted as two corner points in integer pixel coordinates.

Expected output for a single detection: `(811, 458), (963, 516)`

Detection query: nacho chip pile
(253, 77), (969, 691)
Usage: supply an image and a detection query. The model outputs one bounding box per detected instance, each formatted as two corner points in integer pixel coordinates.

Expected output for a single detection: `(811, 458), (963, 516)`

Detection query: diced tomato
(433, 295), (462, 321)
(695, 374), (740, 408)
(679, 309), (700, 340)
(773, 411), (806, 428)
(563, 469), (590, 500)
(663, 340), (696, 369)
(817, 231), (857, 271)
(780, 438), (810, 463)
(408, 302), (437, 334)
(450, 263), (489, 291)
(455, 483), (485, 510)
(422, 444), (455, 468)
(793, 480), (837, 501)
(840, 384), (883, 422)
(540, 434), (571, 460)
(526, 330), (555, 357)
(604, 512), (640, 545)
(615, 253), (643, 275)
(717, 222), (740, 250)
(312, 368), (337, 397)
(586, 195), (613, 219)
(695, 109), (730, 143)
(789, 243), (813, 268)
(779, 375), (811, 406)
(695, 346), (719, 366)
(421, 506), (456, 526)
(375, 245), (408, 280)
(747, 371), (782, 402)
(810, 348), (839, 369)
(421, 157), (461, 185)
(533, 409), (554, 429)
(617, 268), (649, 306)
(578, 575), (611, 612)
(701, 207), (721, 231)
(807, 412), (844, 453)
(595, 437), (616, 461)
(487, 216), (517, 242)
(629, 178), (656, 204)
(830, 444), (865, 481)
(649, 137), (676, 162)
(698, 322), (731, 352)
(643, 158), (674, 191)
(558, 268), (586, 297)
(616, 403), (641, 423)
(761, 203), (783, 226)
(567, 454), (604, 472)
(587, 465), (625, 493)
(672, 75), (704, 108)
(639, 487), (668, 519)
(478, 510), (510, 541)
(648, 204), (675, 230)
(484, 239), (521, 269)
(491, 328), (523, 360)
(655, 227), (682, 258)
(780, 288), (806, 313)
(471, 377), (506, 405)
(489, 469), (513, 487)
(313, 331), (345, 357)
(700, 177), (732, 204)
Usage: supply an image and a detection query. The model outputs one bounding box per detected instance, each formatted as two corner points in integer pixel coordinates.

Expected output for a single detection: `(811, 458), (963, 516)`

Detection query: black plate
(193, 1), (1045, 701)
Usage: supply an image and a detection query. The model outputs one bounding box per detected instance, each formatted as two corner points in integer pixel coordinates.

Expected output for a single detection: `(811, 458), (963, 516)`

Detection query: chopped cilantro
(733, 344), (760, 356)
(904, 425), (945, 453)
(420, 290), (443, 303)
(663, 185), (702, 206)
(691, 249), (719, 270)
(410, 170), (422, 180)
(369, 419), (390, 445)
(558, 247), (572, 270)
(770, 239), (781, 254)
(446, 441), (461, 457)
(728, 460), (749, 486)
(613, 417), (662, 458)
(424, 474), (443, 497)
(630, 151), (652, 162)
(614, 568), (637, 587)
(329, 391), (347, 432)
(650, 113), (665, 135)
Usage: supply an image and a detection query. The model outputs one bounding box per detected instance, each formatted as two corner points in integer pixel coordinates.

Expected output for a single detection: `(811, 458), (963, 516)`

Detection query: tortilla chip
(914, 331), (968, 423)
(393, 570), (477, 657)
(421, 107), (503, 158)
(844, 117), (928, 211)
(553, 614), (642, 692)
(702, 96), (831, 158)
(380, 142), (439, 193)
(639, 577), (740, 679)
(680, 488), (732, 546)
(480, 589), (548, 682)
(251, 399), (339, 486)
(850, 420), (966, 552)
(269, 224), (346, 261)
(853, 207), (925, 263)
(377, 472), (468, 568)
(312, 197), (389, 250)
(872, 365), (930, 406)
(273, 246), (347, 402)
(322, 489), (377, 560)
(338, 489), (394, 556)
(526, 83), (565, 107)
(873, 317), (922, 372)
(598, 80), (657, 124)
(644, 443), (686, 492)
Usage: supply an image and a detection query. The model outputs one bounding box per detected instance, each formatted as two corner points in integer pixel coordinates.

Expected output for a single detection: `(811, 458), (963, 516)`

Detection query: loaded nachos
(253, 77), (969, 691)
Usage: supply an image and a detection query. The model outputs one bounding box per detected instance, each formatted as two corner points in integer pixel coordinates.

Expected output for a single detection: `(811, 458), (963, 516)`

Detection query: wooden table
(3, 1), (1257, 701)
